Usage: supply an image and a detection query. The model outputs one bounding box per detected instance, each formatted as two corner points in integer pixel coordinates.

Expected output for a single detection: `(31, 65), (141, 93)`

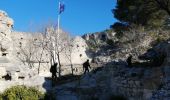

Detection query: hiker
(126, 54), (132, 67)
(83, 59), (91, 74)
(50, 63), (57, 79)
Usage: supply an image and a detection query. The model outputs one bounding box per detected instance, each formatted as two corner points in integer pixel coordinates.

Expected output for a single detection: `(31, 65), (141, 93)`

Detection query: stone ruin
(0, 10), (90, 83)
(0, 10), (15, 80)
(0, 10), (38, 82)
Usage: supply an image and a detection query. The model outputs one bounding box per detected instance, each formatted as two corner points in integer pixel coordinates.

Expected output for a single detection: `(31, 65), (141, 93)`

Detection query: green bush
(0, 85), (44, 100)
(151, 37), (164, 47)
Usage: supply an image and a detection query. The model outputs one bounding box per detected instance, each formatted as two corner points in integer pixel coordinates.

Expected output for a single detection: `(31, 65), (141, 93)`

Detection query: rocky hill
(76, 28), (170, 100)
(83, 28), (170, 63)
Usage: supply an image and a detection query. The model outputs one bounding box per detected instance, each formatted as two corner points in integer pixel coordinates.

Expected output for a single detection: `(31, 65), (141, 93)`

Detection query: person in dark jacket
(50, 63), (57, 79)
(83, 59), (91, 74)
(126, 55), (132, 67)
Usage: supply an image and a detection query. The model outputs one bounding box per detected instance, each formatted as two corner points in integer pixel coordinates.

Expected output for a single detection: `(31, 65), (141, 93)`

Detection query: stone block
(0, 67), (7, 77)
(11, 72), (18, 81)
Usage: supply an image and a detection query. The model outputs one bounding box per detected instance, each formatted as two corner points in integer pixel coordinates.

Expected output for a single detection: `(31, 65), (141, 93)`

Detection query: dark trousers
(84, 68), (89, 74)
(51, 72), (57, 87)
(127, 62), (132, 67)
(52, 72), (57, 79)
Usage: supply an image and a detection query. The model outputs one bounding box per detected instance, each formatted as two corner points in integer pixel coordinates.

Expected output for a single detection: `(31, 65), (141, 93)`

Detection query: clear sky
(0, 0), (117, 36)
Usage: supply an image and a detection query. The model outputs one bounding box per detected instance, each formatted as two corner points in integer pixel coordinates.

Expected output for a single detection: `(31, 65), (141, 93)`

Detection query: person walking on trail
(50, 63), (57, 79)
(83, 59), (91, 74)
(126, 54), (132, 67)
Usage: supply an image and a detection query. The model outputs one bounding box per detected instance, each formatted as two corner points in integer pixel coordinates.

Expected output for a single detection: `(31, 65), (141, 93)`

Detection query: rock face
(68, 36), (89, 64)
(0, 10), (16, 79)
(82, 31), (116, 41)
(0, 10), (13, 57)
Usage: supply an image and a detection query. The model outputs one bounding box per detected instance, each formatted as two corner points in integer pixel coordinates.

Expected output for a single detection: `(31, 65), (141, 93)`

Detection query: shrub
(110, 22), (128, 39)
(0, 85), (44, 100)
(150, 36), (166, 46)
(86, 39), (99, 52)
(149, 30), (170, 46)
(106, 39), (114, 46)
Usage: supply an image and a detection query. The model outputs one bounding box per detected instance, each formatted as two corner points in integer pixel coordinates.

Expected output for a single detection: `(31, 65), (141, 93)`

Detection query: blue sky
(0, 0), (117, 36)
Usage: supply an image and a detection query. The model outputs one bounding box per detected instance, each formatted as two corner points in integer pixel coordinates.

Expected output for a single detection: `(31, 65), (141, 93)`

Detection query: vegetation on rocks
(0, 86), (44, 100)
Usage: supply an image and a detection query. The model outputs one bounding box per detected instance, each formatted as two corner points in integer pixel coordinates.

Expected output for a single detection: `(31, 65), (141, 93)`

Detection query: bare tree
(44, 26), (69, 77)
(33, 33), (49, 74)
(64, 36), (74, 75)
(15, 25), (71, 76)
(16, 36), (37, 68)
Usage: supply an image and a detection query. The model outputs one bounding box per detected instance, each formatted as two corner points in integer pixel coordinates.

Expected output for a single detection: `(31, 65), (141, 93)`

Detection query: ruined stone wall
(0, 10), (90, 80)
(0, 10), (13, 58)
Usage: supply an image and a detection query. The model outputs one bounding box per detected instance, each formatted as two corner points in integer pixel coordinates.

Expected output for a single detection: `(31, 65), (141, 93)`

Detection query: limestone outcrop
(0, 10), (13, 56)
(0, 10), (15, 79)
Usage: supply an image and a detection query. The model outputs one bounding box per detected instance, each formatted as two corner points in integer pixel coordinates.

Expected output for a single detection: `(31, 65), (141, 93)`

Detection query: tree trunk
(71, 63), (74, 75)
(38, 61), (41, 74)
(57, 53), (62, 77)
(38, 49), (44, 74)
